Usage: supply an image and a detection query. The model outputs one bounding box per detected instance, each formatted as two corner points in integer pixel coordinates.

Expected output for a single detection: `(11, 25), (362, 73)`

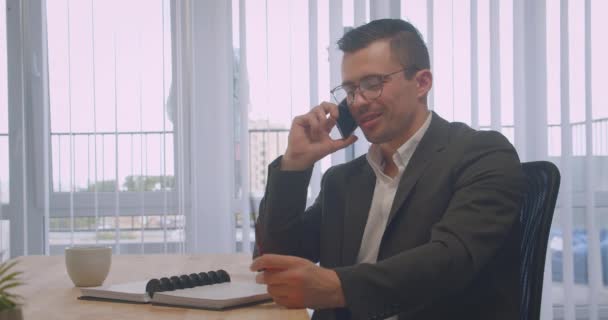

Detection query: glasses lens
(360, 76), (383, 100)
(331, 87), (348, 104)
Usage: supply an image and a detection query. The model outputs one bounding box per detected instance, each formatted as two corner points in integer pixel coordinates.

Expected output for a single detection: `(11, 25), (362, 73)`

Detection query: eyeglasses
(330, 67), (418, 105)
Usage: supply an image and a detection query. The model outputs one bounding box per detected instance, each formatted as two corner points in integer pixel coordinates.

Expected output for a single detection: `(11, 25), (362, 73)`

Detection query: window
(545, 0), (608, 297)
(3, 0), (607, 315)
(44, 0), (180, 253)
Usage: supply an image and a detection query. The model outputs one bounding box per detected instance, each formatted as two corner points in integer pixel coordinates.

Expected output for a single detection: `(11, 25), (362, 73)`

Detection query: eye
(343, 85), (357, 94)
(360, 76), (383, 90)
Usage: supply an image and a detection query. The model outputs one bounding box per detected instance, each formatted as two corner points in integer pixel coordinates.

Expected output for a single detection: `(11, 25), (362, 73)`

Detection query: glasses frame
(330, 66), (419, 104)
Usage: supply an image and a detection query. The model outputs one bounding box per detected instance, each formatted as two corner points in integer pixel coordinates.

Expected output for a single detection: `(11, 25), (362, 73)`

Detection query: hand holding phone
(335, 99), (358, 139)
(282, 101), (358, 171)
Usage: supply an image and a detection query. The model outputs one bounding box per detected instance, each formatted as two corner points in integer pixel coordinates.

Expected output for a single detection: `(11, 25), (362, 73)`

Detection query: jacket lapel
(341, 161), (376, 267)
(385, 112), (449, 227)
(339, 112), (450, 266)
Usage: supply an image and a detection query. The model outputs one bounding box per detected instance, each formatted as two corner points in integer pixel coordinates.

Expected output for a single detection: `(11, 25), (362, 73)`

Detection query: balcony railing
(47, 131), (180, 249)
(39, 118), (608, 251)
(50, 130), (175, 192)
(548, 117), (608, 156)
(248, 128), (289, 195)
(44, 117), (608, 197)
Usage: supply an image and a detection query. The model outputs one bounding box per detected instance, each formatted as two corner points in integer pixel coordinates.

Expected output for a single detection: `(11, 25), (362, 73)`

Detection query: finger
(250, 254), (308, 272)
(251, 254), (292, 271)
(329, 135), (358, 152)
(267, 284), (291, 297)
(303, 111), (322, 141)
(311, 108), (327, 140)
(292, 114), (313, 133)
(323, 117), (336, 133)
(318, 101), (339, 120)
(293, 113), (323, 142)
(292, 114), (307, 126)
(255, 269), (282, 284)
(259, 268), (305, 286)
(256, 270), (266, 284)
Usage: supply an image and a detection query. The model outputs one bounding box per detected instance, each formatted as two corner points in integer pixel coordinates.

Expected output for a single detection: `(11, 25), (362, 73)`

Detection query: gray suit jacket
(256, 112), (526, 320)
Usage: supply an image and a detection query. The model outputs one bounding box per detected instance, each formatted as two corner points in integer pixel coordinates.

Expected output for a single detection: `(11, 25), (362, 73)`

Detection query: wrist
(281, 152), (313, 171)
(326, 269), (346, 308)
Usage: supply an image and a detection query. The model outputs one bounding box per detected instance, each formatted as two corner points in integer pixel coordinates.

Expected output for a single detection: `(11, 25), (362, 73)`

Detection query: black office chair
(520, 161), (561, 320)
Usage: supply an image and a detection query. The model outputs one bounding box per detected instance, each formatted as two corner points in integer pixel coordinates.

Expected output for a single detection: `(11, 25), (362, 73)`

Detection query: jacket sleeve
(334, 131), (526, 320)
(253, 156), (328, 262)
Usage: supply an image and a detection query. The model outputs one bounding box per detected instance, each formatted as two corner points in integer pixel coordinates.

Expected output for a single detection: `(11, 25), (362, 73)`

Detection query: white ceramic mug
(65, 246), (112, 287)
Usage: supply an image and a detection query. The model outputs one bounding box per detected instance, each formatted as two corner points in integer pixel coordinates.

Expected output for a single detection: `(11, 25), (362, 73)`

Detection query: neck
(379, 108), (429, 162)
(382, 158), (399, 178)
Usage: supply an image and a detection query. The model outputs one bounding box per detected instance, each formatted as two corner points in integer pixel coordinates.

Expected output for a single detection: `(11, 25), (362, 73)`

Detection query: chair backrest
(520, 161), (561, 320)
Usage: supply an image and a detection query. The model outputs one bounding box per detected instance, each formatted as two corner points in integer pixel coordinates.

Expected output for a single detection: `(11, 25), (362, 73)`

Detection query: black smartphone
(336, 99), (358, 138)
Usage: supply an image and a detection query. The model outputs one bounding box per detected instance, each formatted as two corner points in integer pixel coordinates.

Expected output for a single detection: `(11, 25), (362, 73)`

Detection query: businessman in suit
(250, 19), (526, 320)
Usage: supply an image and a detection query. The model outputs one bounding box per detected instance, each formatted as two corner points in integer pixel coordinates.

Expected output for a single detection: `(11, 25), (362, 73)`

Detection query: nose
(349, 89), (369, 116)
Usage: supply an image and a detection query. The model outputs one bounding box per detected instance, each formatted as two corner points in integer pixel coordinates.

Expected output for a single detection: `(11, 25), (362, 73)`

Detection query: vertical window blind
(0, 0), (8, 204)
(0, 0), (9, 262)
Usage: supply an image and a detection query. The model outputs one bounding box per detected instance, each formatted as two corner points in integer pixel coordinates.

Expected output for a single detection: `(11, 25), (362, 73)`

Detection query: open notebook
(79, 269), (271, 310)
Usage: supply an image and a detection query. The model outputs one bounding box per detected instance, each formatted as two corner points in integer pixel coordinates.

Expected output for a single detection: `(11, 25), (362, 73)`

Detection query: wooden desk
(12, 254), (309, 320)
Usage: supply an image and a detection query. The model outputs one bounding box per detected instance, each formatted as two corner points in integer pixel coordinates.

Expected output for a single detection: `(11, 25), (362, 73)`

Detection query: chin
(361, 131), (387, 145)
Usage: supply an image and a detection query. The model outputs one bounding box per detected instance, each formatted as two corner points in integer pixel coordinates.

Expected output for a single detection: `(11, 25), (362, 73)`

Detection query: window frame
(0, 0), (9, 207)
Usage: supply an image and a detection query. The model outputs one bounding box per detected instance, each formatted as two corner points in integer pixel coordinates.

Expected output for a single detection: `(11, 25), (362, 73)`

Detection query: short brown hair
(337, 19), (430, 79)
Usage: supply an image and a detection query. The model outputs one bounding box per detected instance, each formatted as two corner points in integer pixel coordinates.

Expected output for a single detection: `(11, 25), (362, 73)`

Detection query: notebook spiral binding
(145, 269), (231, 297)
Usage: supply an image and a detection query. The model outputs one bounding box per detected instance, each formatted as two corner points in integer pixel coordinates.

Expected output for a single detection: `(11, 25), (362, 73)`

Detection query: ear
(415, 69), (433, 99)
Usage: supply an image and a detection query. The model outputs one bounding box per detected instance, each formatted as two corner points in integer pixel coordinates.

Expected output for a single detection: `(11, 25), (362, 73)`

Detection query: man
(250, 19), (525, 320)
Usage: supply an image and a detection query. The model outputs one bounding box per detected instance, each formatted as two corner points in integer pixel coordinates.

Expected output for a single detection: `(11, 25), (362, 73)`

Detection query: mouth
(358, 112), (382, 129)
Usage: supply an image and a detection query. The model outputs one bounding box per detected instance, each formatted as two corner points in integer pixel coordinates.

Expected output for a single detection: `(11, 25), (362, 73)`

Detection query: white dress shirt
(356, 112), (432, 320)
